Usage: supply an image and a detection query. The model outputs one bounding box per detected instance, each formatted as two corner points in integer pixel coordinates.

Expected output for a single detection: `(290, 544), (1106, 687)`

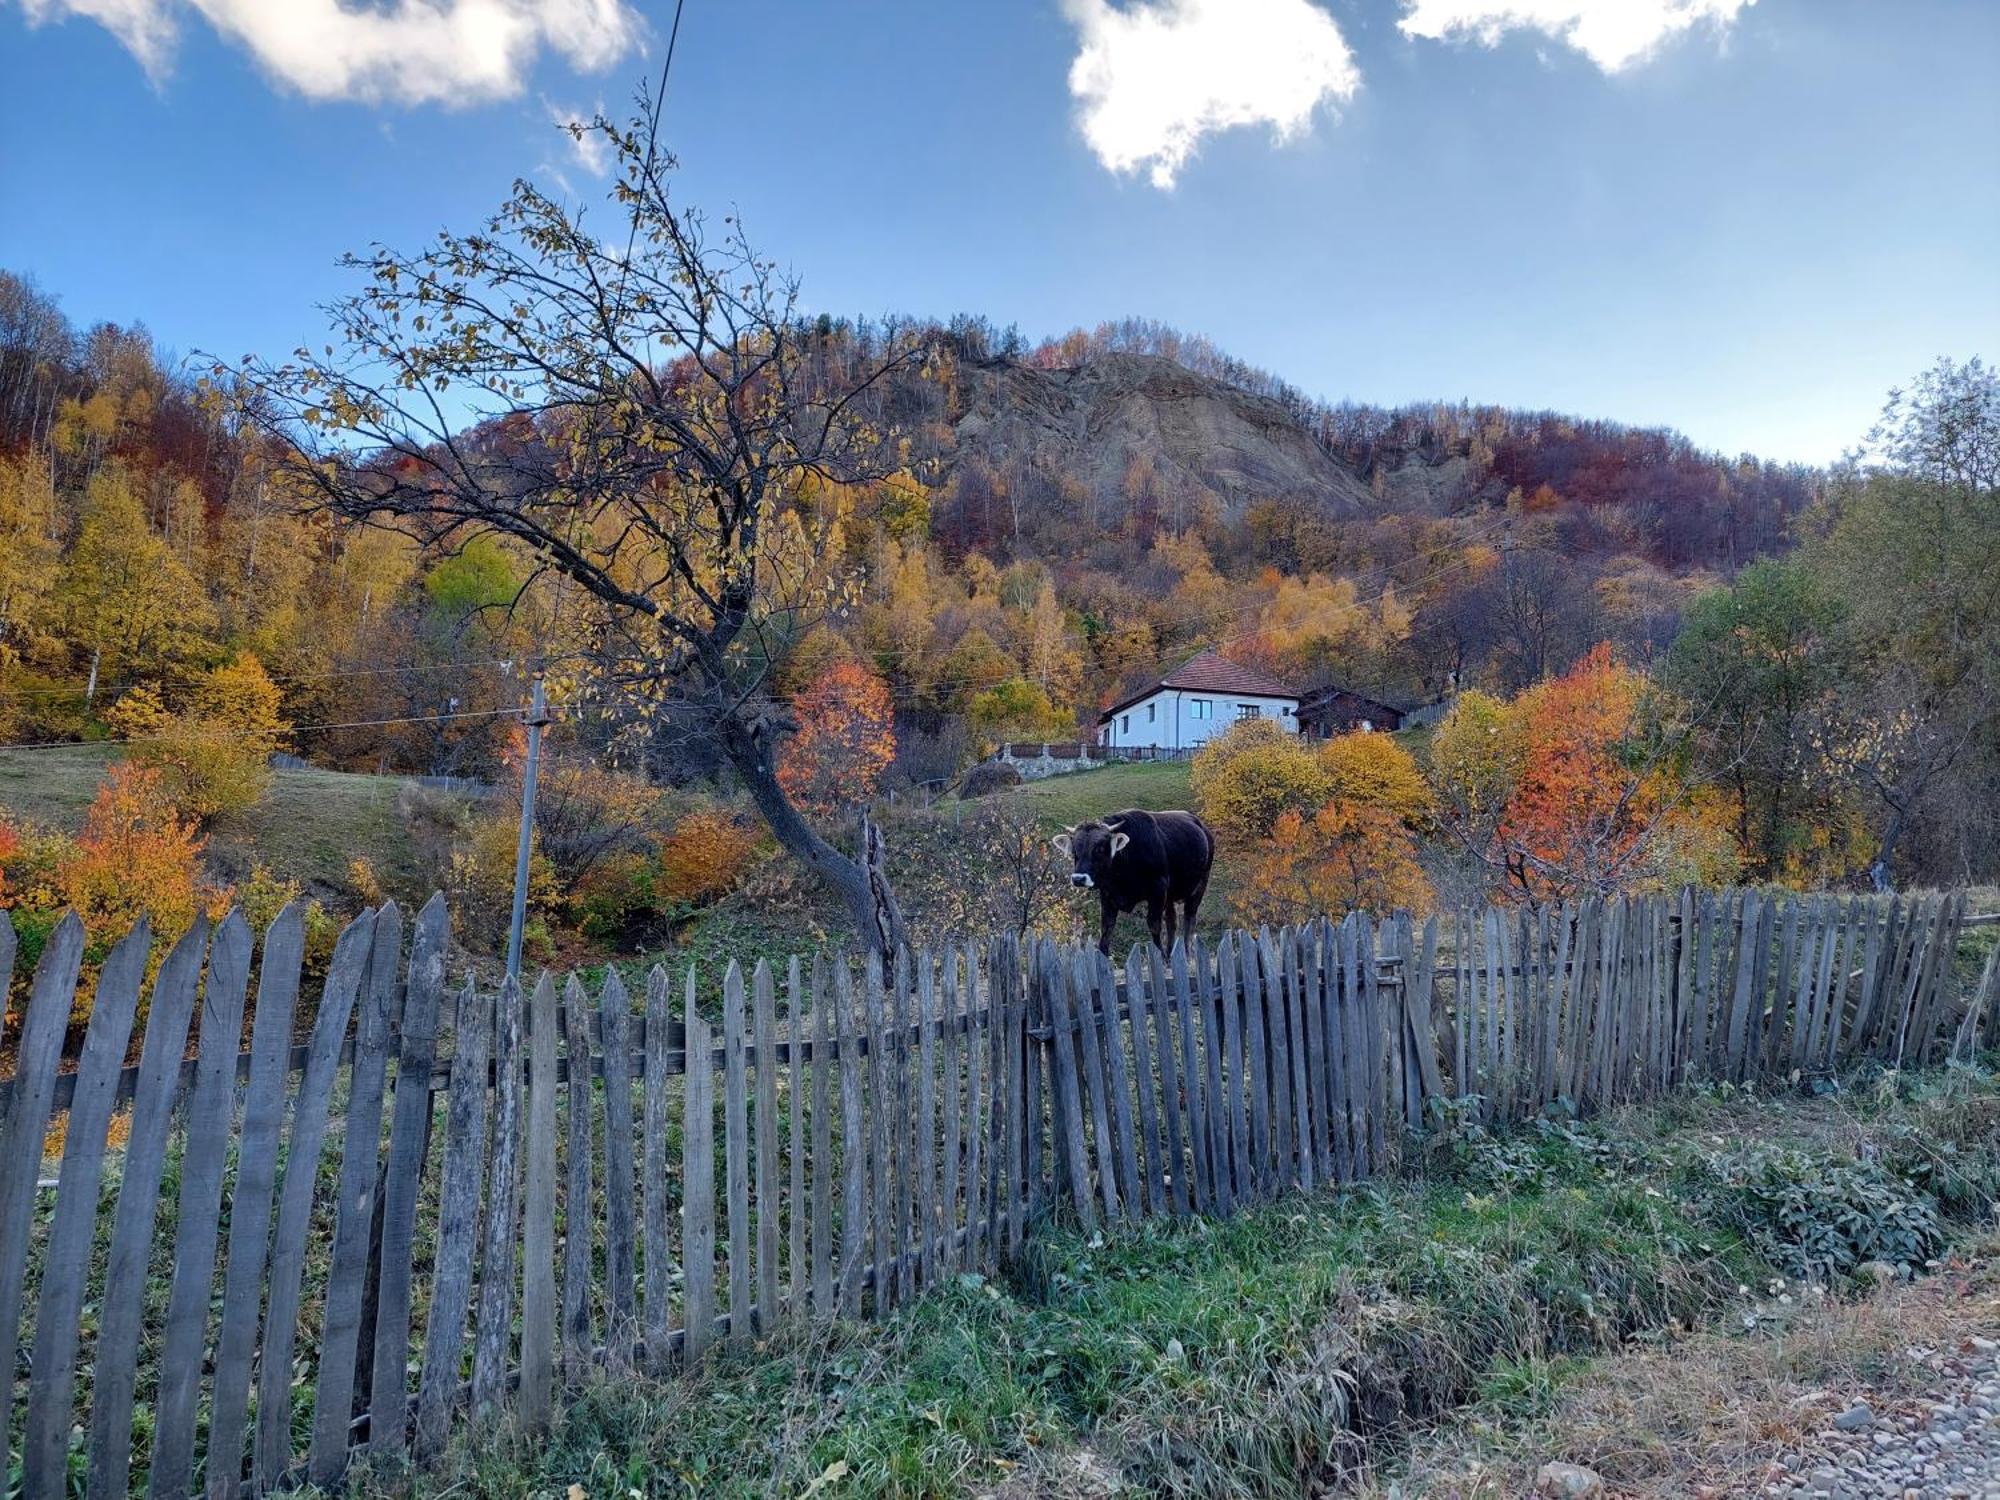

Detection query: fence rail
(1, 886), (1994, 1497)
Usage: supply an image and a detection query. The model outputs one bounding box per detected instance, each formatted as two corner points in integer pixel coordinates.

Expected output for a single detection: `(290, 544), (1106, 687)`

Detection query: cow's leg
(1145, 890), (1167, 953)
(1161, 892), (1179, 956)
(1181, 878), (1209, 948)
(1098, 894), (1119, 956)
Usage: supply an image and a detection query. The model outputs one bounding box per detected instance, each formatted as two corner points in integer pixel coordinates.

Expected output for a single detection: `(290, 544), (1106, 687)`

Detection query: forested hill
(917, 317), (1816, 574)
(0, 272), (1817, 777)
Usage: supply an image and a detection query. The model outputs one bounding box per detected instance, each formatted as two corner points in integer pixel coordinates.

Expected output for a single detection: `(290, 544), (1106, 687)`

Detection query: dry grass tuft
(1368, 1238), (2000, 1498)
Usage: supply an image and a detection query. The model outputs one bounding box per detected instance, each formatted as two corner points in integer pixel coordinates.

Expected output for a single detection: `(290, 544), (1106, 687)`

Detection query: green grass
(214, 764), (447, 894)
(0, 740), (123, 826)
(0, 745), (468, 900)
(337, 1061), (2000, 1500)
(1000, 759), (1195, 831)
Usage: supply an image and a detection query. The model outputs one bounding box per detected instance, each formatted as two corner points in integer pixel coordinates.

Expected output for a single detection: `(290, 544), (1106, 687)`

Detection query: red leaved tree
(777, 661), (896, 818)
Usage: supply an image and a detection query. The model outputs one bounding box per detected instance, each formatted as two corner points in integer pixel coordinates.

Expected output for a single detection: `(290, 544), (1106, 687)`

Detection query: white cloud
(1397, 0), (1755, 73)
(17, 0), (645, 105)
(546, 97), (611, 175)
(1063, 0), (1360, 189)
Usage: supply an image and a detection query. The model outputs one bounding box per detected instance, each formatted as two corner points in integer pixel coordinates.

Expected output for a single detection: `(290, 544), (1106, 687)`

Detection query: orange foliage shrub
(1190, 719), (1330, 843)
(1433, 644), (1741, 902)
(1239, 802), (1432, 924)
(656, 809), (759, 908)
(1203, 725), (1436, 923)
(777, 660), (895, 816)
(0, 818), (17, 903)
(57, 762), (223, 955)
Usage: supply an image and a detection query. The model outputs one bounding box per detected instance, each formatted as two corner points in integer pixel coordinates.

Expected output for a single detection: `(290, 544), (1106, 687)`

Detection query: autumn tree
(232, 87), (930, 957)
(1803, 357), (2000, 882)
(1428, 688), (1526, 879)
(655, 808), (761, 909)
(777, 660), (896, 818)
(1431, 645), (1733, 901)
(0, 452), (57, 672)
(1195, 721), (1434, 922)
(966, 678), (1071, 746)
(58, 762), (220, 962)
(1242, 571), (1411, 684)
(108, 653), (289, 821)
(934, 627), (1016, 711)
(1189, 719), (1331, 844)
(519, 741), (660, 888)
(53, 466), (214, 704)
(1317, 729), (1432, 829)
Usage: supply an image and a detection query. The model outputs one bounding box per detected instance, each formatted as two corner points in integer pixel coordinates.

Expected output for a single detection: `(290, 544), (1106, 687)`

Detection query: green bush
(1699, 1147), (1943, 1278)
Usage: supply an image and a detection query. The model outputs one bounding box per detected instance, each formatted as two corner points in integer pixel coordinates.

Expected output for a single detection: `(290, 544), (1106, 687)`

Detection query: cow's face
(1051, 819), (1129, 890)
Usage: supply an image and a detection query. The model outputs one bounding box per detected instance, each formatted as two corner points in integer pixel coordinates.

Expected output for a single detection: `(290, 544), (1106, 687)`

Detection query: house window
(1147, 702), (1156, 723)
(1121, 714), (1130, 733)
(1189, 699), (1213, 720)
(1236, 704), (1262, 720)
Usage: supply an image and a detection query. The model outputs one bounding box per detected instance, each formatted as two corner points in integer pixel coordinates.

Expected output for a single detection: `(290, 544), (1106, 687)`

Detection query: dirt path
(1764, 1333), (2000, 1499)
(1367, 1247), (2000, 1498)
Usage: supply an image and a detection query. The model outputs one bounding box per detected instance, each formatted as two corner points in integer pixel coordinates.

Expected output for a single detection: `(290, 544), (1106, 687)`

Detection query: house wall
(1099, 688), (1299, 751)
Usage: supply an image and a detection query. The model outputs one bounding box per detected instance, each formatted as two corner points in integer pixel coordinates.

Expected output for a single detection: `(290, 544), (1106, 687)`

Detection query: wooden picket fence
(0, 885), (1994, 1498)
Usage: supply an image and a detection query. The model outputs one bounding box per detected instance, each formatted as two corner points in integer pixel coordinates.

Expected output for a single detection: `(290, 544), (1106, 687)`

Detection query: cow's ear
(1108, 831), (1130, 860)
(1051, 833), (1072, 858)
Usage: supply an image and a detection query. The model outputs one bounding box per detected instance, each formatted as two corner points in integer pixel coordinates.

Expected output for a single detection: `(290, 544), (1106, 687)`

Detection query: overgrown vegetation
(334, 1062), (2000, 1500)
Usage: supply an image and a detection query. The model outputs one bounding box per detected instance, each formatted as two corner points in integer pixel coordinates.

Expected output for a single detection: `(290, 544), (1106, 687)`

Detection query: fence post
(506, 676), (551, 984)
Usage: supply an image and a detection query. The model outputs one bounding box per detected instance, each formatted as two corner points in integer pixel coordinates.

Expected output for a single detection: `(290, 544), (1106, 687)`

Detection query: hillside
(0, 744), (469, 900)
(948, 350), (1379, 524)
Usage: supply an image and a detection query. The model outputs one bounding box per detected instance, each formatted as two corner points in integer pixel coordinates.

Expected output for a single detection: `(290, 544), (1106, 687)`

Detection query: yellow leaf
(798, 1460), (848, 1497)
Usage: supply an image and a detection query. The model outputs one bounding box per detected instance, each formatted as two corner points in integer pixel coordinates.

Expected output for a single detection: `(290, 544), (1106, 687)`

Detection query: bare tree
(226, 87), (928, 957)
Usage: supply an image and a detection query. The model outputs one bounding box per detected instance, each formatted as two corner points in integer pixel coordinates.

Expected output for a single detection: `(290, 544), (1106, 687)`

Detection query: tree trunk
(1871, 805), (1908, 890)
(720, 716), (906, 963)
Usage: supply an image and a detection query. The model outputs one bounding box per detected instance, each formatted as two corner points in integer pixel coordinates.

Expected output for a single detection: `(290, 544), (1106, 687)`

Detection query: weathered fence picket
(24, 920), (148, 1499)
(309, 903), (402, 1488)
(520, 971), (559, 1426)
(155, 916), (258, 1500)
(254, 912), (376, 1496)
(86, 920), (207, 1500)
(413, 979), (489, 1463)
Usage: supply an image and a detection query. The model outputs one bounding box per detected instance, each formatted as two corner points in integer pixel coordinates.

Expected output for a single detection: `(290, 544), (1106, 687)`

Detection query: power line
(0, 654), (537, 705)
(0, 704), (520, 752)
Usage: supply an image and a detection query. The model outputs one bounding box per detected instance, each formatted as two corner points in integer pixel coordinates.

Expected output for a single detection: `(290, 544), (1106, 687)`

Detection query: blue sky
(1, 0), (1994, 466)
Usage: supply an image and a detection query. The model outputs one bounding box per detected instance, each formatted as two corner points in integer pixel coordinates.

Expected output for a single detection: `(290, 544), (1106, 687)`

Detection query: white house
(1096, 649), (1301, 753)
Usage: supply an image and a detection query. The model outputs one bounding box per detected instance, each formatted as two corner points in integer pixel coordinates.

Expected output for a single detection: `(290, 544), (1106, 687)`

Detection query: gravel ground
(1766, 1336), (2000, 1500)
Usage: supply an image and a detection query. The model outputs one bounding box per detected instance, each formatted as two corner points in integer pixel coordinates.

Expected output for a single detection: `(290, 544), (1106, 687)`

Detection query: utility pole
(506, 675), (551, 983)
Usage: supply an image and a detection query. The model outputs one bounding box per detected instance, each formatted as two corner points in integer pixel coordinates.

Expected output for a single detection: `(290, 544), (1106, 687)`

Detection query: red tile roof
(1098, 649), (1299, 723)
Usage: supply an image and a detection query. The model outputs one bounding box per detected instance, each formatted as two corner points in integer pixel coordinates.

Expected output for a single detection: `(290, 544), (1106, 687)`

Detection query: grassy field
(338, 1062), (2000, 1500)
(999, 758), (1195, 829)
(0, 745), (465, 900)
